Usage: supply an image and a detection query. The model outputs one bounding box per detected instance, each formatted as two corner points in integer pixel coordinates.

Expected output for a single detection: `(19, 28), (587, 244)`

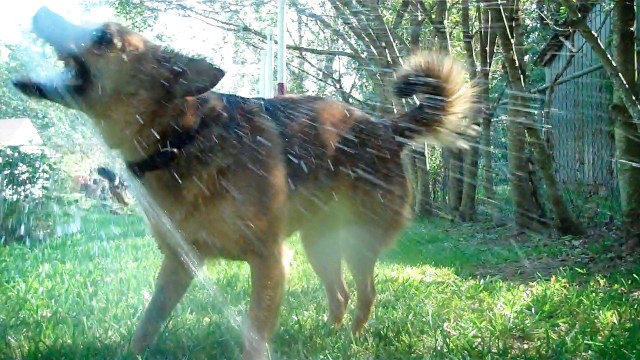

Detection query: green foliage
(603, 79), (614, 96)
(566, 187), (621, 225)
(102, 0), (159, 32)
(0, 147), (74, 246)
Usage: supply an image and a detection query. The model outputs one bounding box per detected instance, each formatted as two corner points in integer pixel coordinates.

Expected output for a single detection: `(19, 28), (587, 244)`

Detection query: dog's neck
(119, 92), (273, 179)
(122, 96), (203, 177)
(84, 97), (176, 163)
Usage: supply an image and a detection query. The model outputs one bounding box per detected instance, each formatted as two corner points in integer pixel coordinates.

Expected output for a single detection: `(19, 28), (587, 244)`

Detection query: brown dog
(14, 7), (477, 359)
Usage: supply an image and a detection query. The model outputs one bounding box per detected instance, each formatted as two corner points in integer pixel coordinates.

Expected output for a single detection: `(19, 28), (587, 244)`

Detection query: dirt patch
(444, 220), (640, 283)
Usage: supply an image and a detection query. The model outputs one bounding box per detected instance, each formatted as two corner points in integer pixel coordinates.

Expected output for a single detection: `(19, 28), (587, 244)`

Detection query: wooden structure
(534, 3), (615, 192)
(0, 118), (43, 147)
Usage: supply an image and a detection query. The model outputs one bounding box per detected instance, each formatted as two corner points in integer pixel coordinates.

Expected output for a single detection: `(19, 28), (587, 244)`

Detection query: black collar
(126, 94), (263, 179)
(127, 147), (182, 179)
(126, 100), (209, 179)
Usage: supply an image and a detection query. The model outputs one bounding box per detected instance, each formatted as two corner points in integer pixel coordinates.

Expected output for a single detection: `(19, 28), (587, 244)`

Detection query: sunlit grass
(1, 209), (639, 359)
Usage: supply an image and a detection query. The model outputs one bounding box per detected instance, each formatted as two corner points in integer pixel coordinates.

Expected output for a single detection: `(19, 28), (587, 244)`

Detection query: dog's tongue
(32, 6), (92, 56)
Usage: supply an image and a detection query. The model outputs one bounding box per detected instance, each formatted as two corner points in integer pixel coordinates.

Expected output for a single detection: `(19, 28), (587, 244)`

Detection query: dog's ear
(167, 53), (225, 98)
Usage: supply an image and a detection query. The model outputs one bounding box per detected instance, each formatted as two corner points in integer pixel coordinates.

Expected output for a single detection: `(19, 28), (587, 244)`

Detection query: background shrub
(0, 146), (74, 246)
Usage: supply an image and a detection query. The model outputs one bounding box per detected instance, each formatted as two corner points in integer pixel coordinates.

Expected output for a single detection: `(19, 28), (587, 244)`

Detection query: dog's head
(13, 7), (225, 152)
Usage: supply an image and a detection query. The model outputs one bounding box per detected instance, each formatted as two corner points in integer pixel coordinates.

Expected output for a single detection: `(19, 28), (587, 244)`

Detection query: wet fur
(13, 8), (477, 360)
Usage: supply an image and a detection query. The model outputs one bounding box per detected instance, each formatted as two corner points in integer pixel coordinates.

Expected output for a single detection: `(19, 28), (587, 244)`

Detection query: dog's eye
(92, 29), (114, 48)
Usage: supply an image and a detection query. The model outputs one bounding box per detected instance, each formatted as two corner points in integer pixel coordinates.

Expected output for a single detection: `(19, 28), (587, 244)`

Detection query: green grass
(1, 210), (640, 359)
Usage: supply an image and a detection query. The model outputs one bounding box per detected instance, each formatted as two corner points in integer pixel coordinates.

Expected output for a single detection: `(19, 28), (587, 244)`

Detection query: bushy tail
(392, 52), (479, 149)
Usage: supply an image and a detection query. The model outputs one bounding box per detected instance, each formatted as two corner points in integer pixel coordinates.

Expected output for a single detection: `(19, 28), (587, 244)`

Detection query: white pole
(276, 0), (286, 96)
(259, 50), (267, 97)
(266, 28), (274, 98)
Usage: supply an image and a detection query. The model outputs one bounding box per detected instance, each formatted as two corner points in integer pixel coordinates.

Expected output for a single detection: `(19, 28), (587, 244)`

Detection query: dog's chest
(141, 159), (287, 260)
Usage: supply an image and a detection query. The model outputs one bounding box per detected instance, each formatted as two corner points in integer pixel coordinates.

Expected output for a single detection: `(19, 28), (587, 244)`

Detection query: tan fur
(395, 51), (480, 147)
(315, 100), (356, 155)
(14, 8), (478, 360)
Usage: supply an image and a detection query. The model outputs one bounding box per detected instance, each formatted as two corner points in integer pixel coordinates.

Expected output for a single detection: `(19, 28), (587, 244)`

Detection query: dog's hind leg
(130, 253), (196, 354)
(343, 235), (382, 335)
(244, 244), (287, 360)
(343, 201), (408, 334)
(300, 224), (349, 328)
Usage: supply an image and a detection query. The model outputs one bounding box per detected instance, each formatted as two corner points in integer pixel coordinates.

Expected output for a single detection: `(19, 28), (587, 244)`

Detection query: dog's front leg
(130, 253), (197, 354)
(243, 246), (287, 360)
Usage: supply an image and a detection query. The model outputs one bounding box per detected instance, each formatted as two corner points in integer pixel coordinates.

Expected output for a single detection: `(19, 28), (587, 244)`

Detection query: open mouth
(13, 50), (92, 105)
(52, 53), (92, 93)
(12, 7), (93, 105)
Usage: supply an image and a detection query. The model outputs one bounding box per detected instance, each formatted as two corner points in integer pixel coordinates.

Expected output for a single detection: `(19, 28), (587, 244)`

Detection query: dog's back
(255, 94), (411, 237)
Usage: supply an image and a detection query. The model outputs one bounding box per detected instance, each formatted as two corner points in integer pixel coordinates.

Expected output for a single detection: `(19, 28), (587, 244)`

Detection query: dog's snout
(33, 6), (70, 37)
(33, 7), (56, 27)
(32, 6), (91, 55)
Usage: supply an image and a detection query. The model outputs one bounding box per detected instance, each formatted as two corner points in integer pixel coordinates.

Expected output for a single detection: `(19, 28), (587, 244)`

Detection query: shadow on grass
(382, 218), (640, 284)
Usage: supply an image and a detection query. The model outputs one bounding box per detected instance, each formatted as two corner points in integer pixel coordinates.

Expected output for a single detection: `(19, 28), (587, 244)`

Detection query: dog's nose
(33, 7), (64, 35)
(32, 6), (91, 55)
(33, 6), (54, 26)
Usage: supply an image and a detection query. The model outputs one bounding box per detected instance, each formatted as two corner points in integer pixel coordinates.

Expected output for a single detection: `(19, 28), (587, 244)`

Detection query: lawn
(1, 208), (640, 359)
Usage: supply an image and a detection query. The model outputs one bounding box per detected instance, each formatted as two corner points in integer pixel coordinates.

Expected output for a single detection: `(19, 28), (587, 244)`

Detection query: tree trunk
(536, 42), (588, 235)
(447, 150), (464, 215)
(433, 0), (463, 215)
(490, 1), (543, 231)
(433, 0), (450, 53)
(401, 149), (419, 214)
(401, 1), (432, 219)
(459, 137), (480, 220)
(479, 76), (496, 211)
(492, 0), (584, 234)
(525, 123), (585, 234)
(290, 12), (306, 93)
(479, 5), (498, 218)
(612, 0), (640, 246)
(459, 0), (480, 221)
(402, 144), (434, 218)
(505, 94), (542, 230)
(414, 144), (434, 217)
(526, 151), (547, 221)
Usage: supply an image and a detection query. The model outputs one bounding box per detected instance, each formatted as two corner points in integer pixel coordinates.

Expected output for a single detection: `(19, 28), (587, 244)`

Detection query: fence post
(266, 28), (274, 98)
(259, 50), (267, 97)
(276, 0), (287, 96)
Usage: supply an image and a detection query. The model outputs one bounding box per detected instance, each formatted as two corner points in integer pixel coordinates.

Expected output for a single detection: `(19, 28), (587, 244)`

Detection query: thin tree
(478, 3), (499, 219)
(405, 0), (434, 218)
(459, 0), (497, 221)
(559, 0), (640, 242)
(488, 0), (584, 235)
(610, 0), (640, 247)
(458, 0), (480, 221)
(484, 0), (543, 231)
